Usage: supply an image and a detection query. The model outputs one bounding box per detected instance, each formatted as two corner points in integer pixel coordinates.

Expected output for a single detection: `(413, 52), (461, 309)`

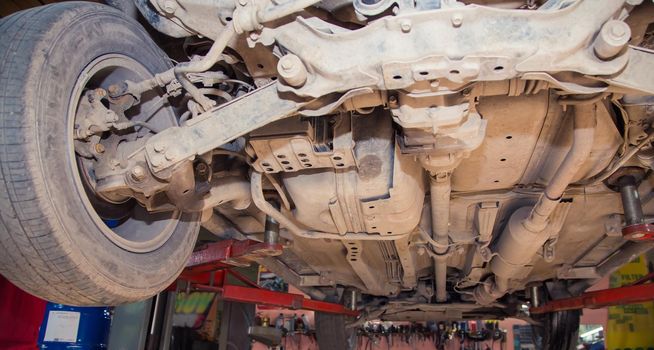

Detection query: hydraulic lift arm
(531, 272), (654, 314)
(178, 238), (360, 317)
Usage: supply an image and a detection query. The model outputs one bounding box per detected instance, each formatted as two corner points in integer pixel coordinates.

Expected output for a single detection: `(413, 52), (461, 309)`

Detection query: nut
(388, 95), (399, 108)
(594, 20), (631, 60)
(151, 157), (164, 168)
(94, 143), (105, 154)
(400, 19), (412, 33)
(94, 88), (106, 97)
(451, 13), (463, 27)
(110, 159), (120, 170)
(195, 162), (209, 176)
(130, 166), (147, 182)
(277, 54), (308, 87)
(153, 143), (166, 153)
(107, 84), (120, 95)
(162, 0), (177, 14)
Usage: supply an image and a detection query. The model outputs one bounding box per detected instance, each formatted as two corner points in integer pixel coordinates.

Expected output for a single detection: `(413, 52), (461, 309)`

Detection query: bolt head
(162, 0), (177, 14)
(195, 162), (209, 176)
(131, 166), (146, 181)
(280, 57), (294, 71)
(451, 13), (463, 27)
(153, 143), (166, 153)
(107, 84), (119, 95)
(400, 19), (412, 33)
(388, 95), (398, 108)
(94, 143), (105, 154)
(104, 111), (118, 122)
(277, 54), (308, 87)
(609, 23), (626, 39)
(151, 157), (163, 168)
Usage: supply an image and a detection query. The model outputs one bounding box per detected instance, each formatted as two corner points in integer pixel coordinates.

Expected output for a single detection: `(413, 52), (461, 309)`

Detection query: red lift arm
(530, 272), (654, 314)
(179, 239), (359, 317)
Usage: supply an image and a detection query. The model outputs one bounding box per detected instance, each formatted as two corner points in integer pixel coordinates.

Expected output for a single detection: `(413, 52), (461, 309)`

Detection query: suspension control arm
(143, 82), (307, 178)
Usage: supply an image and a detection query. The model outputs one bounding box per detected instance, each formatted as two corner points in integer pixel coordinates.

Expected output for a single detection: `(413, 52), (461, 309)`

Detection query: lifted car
(1, 0), (654, 348)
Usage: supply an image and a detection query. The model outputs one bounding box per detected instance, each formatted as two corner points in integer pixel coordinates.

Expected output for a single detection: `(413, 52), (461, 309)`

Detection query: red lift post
(178, 239), (359, 317)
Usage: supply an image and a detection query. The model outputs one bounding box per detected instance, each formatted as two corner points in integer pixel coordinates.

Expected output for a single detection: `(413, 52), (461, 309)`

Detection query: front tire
(0, 2), (200, 305)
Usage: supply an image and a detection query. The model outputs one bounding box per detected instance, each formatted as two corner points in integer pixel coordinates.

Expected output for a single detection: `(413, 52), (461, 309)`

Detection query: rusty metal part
(430, 172), (451, 303)
(344, 240), (400, 296)
(525, 104), (598, 232)
(185, 239), (282, 270)
(603, 47), (654, 95)
(174, 24), (237, 111)
(250, 171), (412, 241)
(604, 166), (646, 191)
(594, 20), (632, 60)
(474, 103), (597, 304)
(267, 1), (627, 98)
(248, 115), (356, 174)
(614, 173), (654, 241)
(143, 83), (306, 175)
(277, 54), (308, 87)
(264, 202), (280, 245)
(72, 0), (654, 307)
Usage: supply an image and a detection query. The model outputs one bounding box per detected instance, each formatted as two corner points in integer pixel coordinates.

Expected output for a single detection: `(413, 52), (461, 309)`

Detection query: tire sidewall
(24, 4), (198, 296)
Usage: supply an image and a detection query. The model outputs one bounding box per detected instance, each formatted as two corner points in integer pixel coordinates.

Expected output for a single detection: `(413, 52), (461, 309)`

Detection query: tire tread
(0, 2), (197, 305)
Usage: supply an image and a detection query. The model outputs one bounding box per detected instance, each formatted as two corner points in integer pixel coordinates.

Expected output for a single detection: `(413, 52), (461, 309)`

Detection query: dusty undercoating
(69, 0), (654, 320)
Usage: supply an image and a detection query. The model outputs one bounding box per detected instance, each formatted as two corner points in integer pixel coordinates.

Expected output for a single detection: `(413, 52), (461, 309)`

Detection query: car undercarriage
(2, 0), (654, 347)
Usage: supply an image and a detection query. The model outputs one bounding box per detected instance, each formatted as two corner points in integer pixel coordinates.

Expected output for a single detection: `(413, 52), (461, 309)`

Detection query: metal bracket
(557, 266), (600, 280)
(185, 239), (283, 272)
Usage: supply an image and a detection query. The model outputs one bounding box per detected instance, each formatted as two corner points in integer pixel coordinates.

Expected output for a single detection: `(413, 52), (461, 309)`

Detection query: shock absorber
(264, 201), (281, 245)
(607, 168), (654, 241)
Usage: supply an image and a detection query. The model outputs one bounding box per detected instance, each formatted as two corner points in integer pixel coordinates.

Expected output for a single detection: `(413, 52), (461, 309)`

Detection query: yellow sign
(175, 292), (216, 314)
(606, 255), (654, 349)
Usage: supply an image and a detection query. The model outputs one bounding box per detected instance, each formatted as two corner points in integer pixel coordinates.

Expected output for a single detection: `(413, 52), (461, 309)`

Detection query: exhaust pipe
(430, 172), (451, 302)
(474, 103), (597, 304)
